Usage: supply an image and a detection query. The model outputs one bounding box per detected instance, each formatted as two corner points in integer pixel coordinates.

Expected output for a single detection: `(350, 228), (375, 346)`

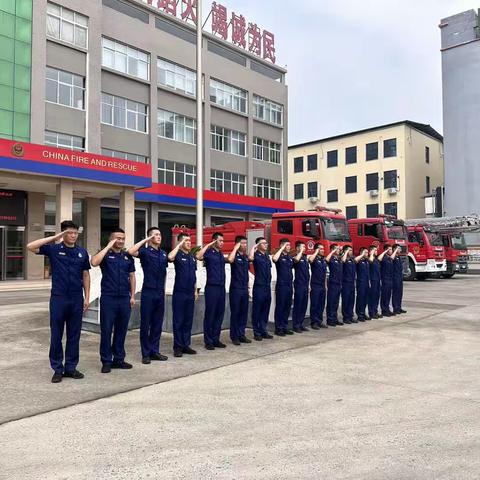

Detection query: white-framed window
(253, 95), (283, 126)
(253, 137), (281, 164)
(101, 148), (148, 164)
(253, 177), (282, 200)
(157, 109), (197, 145)
(46, 2), (88, 48)
(210, 169), (246, 195)
(45, 67), (85, 110)
(102, 37), (150, 81)
(44, 130), (85, 151)
(158, 160), (196, 188)
(210, 79), (247, 114)
(101, 93), (148, 133)
(210, 125), (246, 156)
(157, 58), (196, 96)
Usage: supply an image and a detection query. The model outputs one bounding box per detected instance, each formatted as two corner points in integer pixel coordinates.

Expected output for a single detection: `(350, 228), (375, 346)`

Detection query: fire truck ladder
(404, 215), (480, 234)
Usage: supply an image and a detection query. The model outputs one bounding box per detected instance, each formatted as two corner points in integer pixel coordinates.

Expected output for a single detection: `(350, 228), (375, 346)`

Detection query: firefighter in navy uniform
(326, 244), (343, 327)
(272, 238), (294, 336)
(392, 244), (407, 315)
(27, 220), (90, 383)
(227, 235), (252, 345)
(368, 245), (381, 319)
(292, 241), (310, 333)
(128, 227), (169, 364)
(197, 233), (227, 350)
(168, 233), (198, 357)
(91, 228), (136, 373)
(379, 244), (397, 317)
(249, 237), (273, 341)
(355, 247), (370, 322)
(309, 243), (327, 329)
(341, 245), (356, 324)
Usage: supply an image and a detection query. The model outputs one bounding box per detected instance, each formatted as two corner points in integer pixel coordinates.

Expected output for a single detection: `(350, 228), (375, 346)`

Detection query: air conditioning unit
(308, 197), (319, 204)
(369, 189), (379, 197)
(387, 187), (398, 195)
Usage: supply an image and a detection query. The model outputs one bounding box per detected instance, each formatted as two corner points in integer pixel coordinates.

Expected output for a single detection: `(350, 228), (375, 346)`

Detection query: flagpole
(196, 0), (204, 247)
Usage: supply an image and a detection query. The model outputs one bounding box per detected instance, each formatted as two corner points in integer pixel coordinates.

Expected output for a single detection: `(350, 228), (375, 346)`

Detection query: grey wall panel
(157, 89), (196, 118)
(45, 103), (86, 137)
(253, 160), (282, 182)
(46, 41), (87, 76)
(101, 70), (150, 103)
(209, 150), (248, 175)
(157, 138), (196, 166)
(252, 121), (283, 143)
(101, 124), (150, 156)
(210, 107), (248, 133)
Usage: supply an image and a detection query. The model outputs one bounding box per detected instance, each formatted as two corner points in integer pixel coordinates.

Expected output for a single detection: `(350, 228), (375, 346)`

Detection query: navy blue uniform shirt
(230, 252), (249, 290)
(393, 256), (403, 279)
(100, 250), (135, 296)
(38, 242), (90, 296)
(381, 255), (394, 280)
(343, 257), (356, 284)
(311, 256), (327, 287)
(275, 253), (293, 286)
(253, 251), (272, 286)
(356, 258), (370, 283)
(328, 255), (343, 285)
(173, 250), (196, 294)
(370, 257), (381, 282)
(293, 254), (310, 287)
(138, 245), (168, 290)
(204, 248), (226, 286)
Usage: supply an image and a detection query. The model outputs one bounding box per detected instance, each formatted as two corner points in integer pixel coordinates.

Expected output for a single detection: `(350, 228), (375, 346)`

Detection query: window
(366, 203), (379, 218)
(253, 137), (281, 164)
(366, 142), (378, 161)
(157, 58), (195, 96)
(253, 95), (283, 126)
(384, 170), (397, 189)
(302, 219), (321, 238)
(210, 169), (246, 195)
(345, 206), (358, 220)
(45, 67), (85, 109)
(307, 182), (318, 198)
(101, 93), (148, 132)
(307, 154), (318, 171)
(425, 146), (430, 164)
(158, 109), (196, 144)
(366, 172), (379, 191)
(158, 160), (196, 188)
(294, 184), (304, 200)
(44, 130), (84, 151)
(211, 125), (246, 156)
(345, 146), (357, 164)
(426, 176), (430, 194)
(102, 37), (149, 80)
(327, 189), (338, 203)
(101, 148), (148, 163)
(384, 138), (397, 158)
(364, 224), (380, 237)
(293, 156), (303, 173)
(210, 79), (247, 113)
(277, 220), (293, 235)
(384, 202), (397, 217)
(345, 175), (357, 194)
(46, 2), (88, 48)
(327, 150), (338, 168)
(253, 177), (282, 200)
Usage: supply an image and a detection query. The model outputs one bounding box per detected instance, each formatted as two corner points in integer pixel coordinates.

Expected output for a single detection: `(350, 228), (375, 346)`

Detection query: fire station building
(0, 0), (292, 281)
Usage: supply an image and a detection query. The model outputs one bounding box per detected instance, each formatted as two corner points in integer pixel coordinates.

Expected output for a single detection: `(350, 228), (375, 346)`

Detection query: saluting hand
(107, 238), (117, 249)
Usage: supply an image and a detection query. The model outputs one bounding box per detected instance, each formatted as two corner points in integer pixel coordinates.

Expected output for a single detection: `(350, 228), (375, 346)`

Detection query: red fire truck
(171, 206), (352, 253)
(347, 215), (409, 273)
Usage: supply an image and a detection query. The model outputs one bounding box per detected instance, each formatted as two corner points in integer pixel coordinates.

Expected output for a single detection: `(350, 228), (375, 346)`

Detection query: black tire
(405, 258), (416, 281)
(441, 273), (455, 279)
(416, 274), (428, 281)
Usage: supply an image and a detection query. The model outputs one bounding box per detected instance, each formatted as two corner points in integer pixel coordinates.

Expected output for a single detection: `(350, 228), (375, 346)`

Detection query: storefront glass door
(0, 227), (25, 280)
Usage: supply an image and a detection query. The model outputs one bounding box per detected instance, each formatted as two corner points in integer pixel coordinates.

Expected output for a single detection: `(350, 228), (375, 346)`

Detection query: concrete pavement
(1, 276), (480, 479)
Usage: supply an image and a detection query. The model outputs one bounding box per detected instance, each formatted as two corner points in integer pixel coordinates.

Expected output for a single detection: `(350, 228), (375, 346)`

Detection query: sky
(204, 0), (480, 145)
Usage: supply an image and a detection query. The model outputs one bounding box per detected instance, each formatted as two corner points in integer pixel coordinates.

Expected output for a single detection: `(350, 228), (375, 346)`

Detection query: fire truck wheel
(404, 259), (416, 281)
(441, 273), (455, 279)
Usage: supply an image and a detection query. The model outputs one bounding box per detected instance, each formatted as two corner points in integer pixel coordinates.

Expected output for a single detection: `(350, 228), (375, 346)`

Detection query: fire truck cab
(440, 232), (469, 278)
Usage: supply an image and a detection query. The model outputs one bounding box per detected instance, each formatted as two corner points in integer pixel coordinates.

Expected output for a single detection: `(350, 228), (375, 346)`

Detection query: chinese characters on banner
(141, 0), (276, 63)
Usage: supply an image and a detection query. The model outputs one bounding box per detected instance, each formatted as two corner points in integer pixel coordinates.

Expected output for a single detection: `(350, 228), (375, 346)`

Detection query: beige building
(288, 121), (444, 220)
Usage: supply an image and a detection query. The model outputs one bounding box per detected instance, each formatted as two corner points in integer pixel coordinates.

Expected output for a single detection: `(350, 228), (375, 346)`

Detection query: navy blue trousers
(49, 293), (83, 374)
(392, 277), (404, 313)
(292, 284), (309, 329)
(341, 282), (355, 321)
(326, 282), (341, 325)
(100, 295), (131, 365)
(229, 288), (249, 341)
(355, 281), (369, 320)
(252, 285), (271, 337)
(274, 285), (293, 332)
(203, 285), (225, 346)
(310, 285), (326, 326)
(140, 288), (165, 358)
(380, 280), (393, 314)
(172, 290), (195, 350)
(368, 279), (381, 317)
